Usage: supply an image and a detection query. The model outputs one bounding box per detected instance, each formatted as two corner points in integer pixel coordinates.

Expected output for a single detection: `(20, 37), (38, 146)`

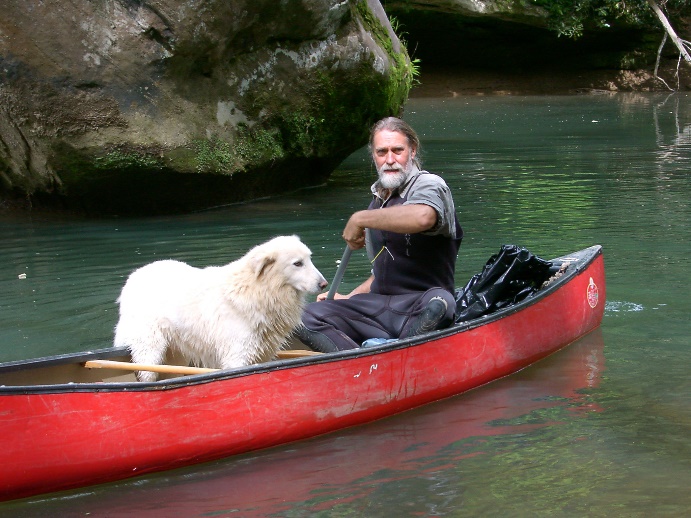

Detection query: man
(296, 116), (462, 352)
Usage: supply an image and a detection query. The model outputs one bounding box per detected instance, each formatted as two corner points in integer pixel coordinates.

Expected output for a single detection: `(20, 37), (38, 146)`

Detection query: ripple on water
(605, 300), (645, 313)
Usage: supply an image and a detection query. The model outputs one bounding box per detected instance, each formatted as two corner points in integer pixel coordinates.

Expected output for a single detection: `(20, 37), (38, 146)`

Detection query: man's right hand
(343, 212), (366, 250)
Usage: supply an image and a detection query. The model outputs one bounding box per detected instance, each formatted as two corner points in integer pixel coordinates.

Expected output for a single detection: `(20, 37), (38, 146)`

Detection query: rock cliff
(389, 1), (690, 95)
(0, 0), (414, 214)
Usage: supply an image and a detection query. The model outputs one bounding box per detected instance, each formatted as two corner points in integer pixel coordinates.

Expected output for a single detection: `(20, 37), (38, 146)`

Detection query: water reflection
(652, 93), (691, 166)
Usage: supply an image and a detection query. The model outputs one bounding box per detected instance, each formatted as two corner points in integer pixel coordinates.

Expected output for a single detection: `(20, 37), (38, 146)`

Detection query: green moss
(94, 150), (163, 170)
(356, 1), (393, 55)
(282, 113), (326, 156)
(191, 1), (417, 173)
(271, 1), (421, 158)
(354, 0), (417, 114)
(193, 138), (234, 173)
(234, 125), (284, 163)
(193, 125), (284, 174)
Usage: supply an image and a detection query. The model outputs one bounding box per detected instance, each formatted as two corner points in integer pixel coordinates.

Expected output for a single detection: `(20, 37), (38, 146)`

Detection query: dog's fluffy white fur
(114, 235), (327, 382)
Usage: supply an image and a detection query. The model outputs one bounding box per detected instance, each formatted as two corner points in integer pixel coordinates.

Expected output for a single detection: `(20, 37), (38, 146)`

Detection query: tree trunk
(647, 0), (691, 64)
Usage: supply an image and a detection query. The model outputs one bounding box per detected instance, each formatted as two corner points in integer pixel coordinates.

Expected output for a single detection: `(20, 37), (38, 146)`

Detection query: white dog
(114, 235), (327, 381)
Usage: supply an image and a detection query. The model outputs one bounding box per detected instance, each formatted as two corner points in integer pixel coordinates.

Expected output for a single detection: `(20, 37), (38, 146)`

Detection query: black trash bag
(454, 245), (553, 322)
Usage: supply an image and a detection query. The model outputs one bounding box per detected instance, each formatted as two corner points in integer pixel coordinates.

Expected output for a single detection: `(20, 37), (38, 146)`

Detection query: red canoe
(0, 245), (605, 502)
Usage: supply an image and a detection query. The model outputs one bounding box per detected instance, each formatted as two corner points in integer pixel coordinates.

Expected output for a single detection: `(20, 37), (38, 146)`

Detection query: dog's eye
(293, 260), (303, 267)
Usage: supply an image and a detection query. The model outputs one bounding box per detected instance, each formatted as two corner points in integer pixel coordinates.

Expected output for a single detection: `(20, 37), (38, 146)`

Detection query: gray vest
(367, 174), (462, 295)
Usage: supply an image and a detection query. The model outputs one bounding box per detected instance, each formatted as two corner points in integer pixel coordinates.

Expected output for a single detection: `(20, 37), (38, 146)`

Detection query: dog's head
(248, 235), (327, 295)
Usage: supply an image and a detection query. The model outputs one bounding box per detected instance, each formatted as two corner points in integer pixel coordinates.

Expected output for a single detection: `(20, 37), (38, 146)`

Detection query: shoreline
(409, 65), (691, 97)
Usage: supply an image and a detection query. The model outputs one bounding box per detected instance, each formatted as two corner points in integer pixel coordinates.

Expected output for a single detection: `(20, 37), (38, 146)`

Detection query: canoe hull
(0, 246), (605, 501)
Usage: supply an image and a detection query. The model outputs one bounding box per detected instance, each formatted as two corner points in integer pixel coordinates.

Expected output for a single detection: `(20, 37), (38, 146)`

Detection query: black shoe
(403, 297), (449, 338)
(294, 325), (340, 353)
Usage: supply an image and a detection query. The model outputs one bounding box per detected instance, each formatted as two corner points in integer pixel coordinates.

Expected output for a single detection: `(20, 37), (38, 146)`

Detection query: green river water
(1, 93), (689, 517)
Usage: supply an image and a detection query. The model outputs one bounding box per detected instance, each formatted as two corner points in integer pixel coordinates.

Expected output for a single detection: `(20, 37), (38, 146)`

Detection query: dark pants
(298, 288), (456, 351)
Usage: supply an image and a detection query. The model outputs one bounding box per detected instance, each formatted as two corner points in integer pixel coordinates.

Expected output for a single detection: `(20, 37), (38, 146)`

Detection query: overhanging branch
(647, 0), (691, 64)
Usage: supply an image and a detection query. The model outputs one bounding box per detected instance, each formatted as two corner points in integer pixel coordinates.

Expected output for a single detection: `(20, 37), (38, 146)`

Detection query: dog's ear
(251, 254), (276, 279)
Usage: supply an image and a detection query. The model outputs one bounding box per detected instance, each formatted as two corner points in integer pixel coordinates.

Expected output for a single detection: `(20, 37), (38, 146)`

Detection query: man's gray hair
(368, 116), (422, 168)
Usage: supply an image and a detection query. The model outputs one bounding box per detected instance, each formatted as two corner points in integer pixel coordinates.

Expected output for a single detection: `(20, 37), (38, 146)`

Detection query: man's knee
(294, 325), (342, 353)
(297, 301), (361, 352)
(401, 291), (456, 338)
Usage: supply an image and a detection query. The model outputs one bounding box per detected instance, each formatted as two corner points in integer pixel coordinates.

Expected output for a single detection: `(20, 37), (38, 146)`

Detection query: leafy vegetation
(530, 0), (690, 39)
(94, 150), (163, 171)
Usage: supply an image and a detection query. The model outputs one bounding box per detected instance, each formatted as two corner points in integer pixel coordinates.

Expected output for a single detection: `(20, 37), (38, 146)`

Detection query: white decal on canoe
(587, 277), (599, 308)
(369, 364), (378, 374)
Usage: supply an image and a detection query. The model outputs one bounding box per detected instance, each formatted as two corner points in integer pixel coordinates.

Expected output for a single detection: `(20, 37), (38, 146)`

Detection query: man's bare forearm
(343, 204), (437, 249)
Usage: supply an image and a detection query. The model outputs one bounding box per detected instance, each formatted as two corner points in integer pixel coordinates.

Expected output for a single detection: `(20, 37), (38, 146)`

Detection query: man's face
(372, 129), (416, 190)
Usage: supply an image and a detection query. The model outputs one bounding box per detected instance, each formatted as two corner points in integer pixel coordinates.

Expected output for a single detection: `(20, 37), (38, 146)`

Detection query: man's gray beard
(378, 162), (412, 190)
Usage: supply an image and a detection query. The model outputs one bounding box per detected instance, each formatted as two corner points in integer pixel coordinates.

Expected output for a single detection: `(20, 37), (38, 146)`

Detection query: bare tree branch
(647, 0), (691, 64)
(655, 32), (667, 76)
(654, 32), (674, 90)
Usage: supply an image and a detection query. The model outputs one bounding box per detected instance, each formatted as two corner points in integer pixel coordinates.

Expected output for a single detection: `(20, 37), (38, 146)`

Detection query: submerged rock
(0, 0), (414, 215)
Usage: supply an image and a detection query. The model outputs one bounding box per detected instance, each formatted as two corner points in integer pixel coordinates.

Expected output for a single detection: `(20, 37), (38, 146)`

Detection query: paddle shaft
(84, 360), (217, 375)
(326, 247), (352, 300)
(84, 350), (322, 376)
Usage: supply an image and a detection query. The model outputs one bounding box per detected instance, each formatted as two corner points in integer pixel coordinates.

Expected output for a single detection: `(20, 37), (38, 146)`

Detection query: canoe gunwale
(0, 245), (603, 395)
